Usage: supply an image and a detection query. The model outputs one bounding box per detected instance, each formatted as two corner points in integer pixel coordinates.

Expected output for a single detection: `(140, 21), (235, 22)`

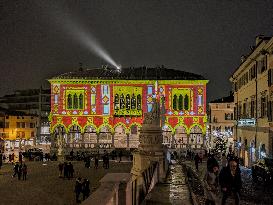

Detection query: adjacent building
(49, 66), (208, 150)
(208, 95), (235, 152)
(0, 88), (51, 144)
(0, 107), (38, 151)
(230, 35), (273, 166)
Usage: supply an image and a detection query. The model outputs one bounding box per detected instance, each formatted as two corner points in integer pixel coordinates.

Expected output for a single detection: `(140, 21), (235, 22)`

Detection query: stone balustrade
(82, 173), (132, 205)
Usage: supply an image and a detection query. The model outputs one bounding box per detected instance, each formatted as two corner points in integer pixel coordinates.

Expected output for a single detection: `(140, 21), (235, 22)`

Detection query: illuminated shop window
(73, 94), (78, 109)
(131, 94), (136, 109)
(114, 94), (119, 110)
(67, 94), (72, 109)
(137, 94), (142, 110)
(79, 94), (84, 109)
(126, 94), (130, 110)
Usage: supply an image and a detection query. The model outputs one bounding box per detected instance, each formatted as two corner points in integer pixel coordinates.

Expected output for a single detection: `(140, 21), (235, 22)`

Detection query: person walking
(74, 177), (82, 203)
(219, 158), (242, 205)
(118, 150), (122, 162)
(203, 164), (220, 205)
(194, 153), (200, 171)
(0, 152), (2, 169)
(13, 162), (19, 178)
(18, 163), (22, 180)
(207, 154), (219, 172)
(94, 156), (98, 169)
(22, 163), (27, 180)
(82, 178), (90, 200)
(63, 162), (68, 179)
(58, 162), (64, 178)
(221, 153), (227, 168)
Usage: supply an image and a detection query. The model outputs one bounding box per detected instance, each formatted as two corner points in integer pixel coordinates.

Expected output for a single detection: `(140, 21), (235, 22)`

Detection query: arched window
(126, 94), (130, 110)
(67, 94), (72, 109)
(73, 94), (78, 109)
(178, 94), (183, 110)
(120, 94), (125, 109)
(184, 94), (189, 110)
(131, 94), (136, 109)
(173, 95), (177, 110)
(114, 94), (119, 110)
(79, 94), (84, 109)
(137, 94), (141, 110)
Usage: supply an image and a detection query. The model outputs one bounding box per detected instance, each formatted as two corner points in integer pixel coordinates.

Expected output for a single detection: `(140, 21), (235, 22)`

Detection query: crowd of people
(12, 162), (28, 180)
(203, 152), (242, 205)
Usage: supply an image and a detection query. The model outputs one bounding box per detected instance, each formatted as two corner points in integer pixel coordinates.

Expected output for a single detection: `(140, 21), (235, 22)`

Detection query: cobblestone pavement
(0, 160), (132, 205)
(143, 161), (192, 205)
(181, 159), (273, 205)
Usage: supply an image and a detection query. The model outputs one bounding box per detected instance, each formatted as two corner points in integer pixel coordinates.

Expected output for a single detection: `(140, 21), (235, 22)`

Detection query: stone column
(127, 133), (130, 148)
(202, 134), (206, 148)
(112, 132), (115, 148)
(96, 132), (100, 148)
(171, 134), (175, 148)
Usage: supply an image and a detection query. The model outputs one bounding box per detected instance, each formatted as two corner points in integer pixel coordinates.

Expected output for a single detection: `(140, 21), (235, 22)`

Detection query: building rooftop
(51, 66), (206, 80)
(210, 95), (234, 103)
(0, 107), (37, 116)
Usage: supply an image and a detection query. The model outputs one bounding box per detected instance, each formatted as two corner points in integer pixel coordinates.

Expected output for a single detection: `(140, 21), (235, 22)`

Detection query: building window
(31, 132), (34, 138)
(5, 122), (9, 128)
(5, 116), (9, 119)
(137, 94), (141, 110)
(184, 94), (189, 110)
(73, 94), (78, 109)
(16, 122), (20, 128)
(54, 95), (58, 104)
(173, 94), (177, 110)
(114, 94), (119, 110)
(79, 94), (84, 109)
(131, 94), (136, 110)
(178, 94), (183, 110)
(21, 122), (25, 128)
(120, 94), (125, 109)
(126, 94), (130, 110)
(227, 104), (230, 108)
(67, 94), (72, 109)
(261, 97), (266, 117)
(250, 100), (255, 118)
(198, 95), (203, 106)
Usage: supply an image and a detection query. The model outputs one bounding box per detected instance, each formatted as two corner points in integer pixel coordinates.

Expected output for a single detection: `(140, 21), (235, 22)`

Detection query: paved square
(0, 160), (132, 205)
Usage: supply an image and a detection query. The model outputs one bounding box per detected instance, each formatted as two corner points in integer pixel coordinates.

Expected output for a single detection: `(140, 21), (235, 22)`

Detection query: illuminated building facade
(208, 95), (235, 152)
(230, 36), (273, 167)
(49, 67), (208, 150)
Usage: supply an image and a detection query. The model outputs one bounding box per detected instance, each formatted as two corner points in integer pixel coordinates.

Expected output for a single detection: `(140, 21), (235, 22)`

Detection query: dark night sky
(1, 0), (273, 102)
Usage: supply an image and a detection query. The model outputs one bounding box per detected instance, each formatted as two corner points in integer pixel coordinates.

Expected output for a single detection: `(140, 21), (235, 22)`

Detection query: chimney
(255, 35), (264, 46)
(240, 55), (246, 63)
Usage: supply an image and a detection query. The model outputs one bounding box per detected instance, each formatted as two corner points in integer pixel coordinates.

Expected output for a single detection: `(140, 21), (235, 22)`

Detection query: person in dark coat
(63, 162), (68, 179)
(0, 152), (2, 169)
(13, 162), (19, 178)
(94, 156), (98, 169)
(74, 177), (82, 203)
(82, 178), (90, 200)
(68, 162), (74, 179)
(58, 162), (64, 178)
(18, 164), (22, 180)
(194, 153), (200, 171)
(118, 150), (122, 162)
(22, 163), (27, 180)
(207, 154), (219, 172)
(219, 159), (242, 205)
